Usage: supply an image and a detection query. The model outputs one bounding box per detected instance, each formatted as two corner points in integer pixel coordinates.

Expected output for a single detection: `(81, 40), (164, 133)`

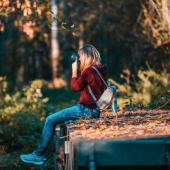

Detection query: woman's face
(78, 51), (83, 63)
(78, 51), (86, 72)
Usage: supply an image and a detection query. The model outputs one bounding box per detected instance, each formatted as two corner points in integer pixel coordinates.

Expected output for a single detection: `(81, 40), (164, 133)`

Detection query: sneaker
(20, 151), (47, 165)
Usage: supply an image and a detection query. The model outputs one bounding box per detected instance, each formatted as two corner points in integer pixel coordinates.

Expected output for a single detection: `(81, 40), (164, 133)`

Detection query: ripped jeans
(34, 104), (100, 156)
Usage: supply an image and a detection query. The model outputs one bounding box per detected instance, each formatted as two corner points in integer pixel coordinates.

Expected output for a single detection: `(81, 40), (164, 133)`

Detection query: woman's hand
(72, 58), (78, 78)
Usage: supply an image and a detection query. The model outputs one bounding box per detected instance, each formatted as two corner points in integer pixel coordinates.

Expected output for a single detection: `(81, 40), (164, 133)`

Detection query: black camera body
(70, 52), (79, 63)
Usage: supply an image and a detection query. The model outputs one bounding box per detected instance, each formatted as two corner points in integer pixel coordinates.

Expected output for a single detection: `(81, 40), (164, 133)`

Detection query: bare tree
(51, 0), (60, 81)
(79, 23), (84, 49)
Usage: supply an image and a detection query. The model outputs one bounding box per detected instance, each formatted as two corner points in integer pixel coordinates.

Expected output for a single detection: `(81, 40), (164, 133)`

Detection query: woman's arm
(71, 58), (78, 78)
(71, 59), (87, 91)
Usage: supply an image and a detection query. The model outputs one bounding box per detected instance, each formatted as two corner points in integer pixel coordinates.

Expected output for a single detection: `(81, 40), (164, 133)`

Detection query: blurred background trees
(0, 0), (169, 87)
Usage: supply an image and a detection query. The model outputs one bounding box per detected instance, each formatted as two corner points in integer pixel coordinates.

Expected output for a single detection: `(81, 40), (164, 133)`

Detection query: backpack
(87, 66), (118, 112)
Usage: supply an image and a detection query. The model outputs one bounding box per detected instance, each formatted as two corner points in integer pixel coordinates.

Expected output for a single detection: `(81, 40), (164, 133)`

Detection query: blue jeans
(34, 104), (100, 156)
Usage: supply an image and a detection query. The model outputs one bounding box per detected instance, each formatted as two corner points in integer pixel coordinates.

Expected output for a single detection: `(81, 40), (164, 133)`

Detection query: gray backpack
(87, 66), (117, 112)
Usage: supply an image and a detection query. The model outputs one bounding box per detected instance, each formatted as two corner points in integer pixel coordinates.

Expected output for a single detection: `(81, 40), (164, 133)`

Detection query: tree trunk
(79, 23), (84, 49)
(162, 0), (170, 34)
(51, 0), (60, 80)
(63, 0), (68, 44)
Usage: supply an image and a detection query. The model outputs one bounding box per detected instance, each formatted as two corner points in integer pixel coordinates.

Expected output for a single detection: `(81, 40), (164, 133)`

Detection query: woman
(20, 44), (108, 165)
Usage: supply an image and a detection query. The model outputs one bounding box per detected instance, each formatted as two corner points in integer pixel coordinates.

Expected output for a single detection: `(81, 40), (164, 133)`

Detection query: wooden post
(54, 125), (64, 170)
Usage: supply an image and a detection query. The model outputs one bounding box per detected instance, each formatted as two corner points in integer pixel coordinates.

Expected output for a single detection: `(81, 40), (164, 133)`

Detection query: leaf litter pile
(67, 109), (170, 141)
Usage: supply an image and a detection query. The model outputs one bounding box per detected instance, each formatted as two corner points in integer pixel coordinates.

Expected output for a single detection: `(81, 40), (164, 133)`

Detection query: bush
(109, 69), (170, 109)
(0, 77), (53, 153)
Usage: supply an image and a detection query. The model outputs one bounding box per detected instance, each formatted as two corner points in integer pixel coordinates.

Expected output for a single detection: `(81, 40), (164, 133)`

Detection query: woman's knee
(45, 115), (55, 126)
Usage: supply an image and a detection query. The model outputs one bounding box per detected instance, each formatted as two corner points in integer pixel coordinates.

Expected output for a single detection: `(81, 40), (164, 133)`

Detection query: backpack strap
(87, 66), (108, 105)
(87, 85), (97, 102)
(91, 66), (108, 88)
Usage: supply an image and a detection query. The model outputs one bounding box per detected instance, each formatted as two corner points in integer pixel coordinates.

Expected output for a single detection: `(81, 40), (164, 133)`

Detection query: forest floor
(69, 109), (170, 142)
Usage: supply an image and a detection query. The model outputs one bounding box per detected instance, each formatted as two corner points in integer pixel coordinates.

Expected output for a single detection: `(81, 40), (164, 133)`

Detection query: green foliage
(109, 69), (170, 109)
(0, 79), (49, 121)
(0, 78), (52, 153)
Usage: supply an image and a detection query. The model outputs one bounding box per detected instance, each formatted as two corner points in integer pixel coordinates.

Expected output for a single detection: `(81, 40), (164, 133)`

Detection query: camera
(70, 52), (79, 63)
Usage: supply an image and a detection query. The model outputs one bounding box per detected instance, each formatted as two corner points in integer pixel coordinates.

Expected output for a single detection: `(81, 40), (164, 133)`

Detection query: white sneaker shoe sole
(20, 155), (45, 165)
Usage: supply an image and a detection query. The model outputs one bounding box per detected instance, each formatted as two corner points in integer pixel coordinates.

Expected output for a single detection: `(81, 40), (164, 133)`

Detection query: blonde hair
(78, 44), (101, 73)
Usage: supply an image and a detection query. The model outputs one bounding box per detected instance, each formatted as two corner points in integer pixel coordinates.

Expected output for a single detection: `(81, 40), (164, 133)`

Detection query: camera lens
(70, 52), (79, 63)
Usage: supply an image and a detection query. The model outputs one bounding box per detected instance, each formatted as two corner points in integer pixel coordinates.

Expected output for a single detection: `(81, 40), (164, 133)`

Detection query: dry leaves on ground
(67, 109), (170, 141)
